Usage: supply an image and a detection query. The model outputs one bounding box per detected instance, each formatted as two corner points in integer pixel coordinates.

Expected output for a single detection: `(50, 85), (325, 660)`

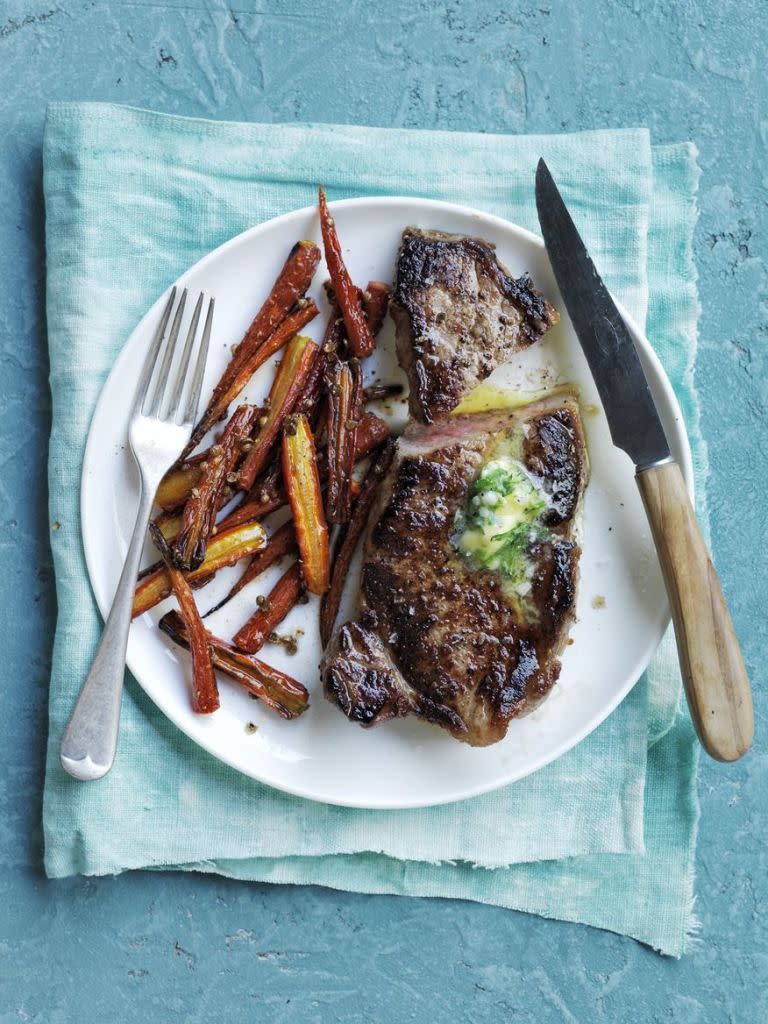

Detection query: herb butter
(455, 450), (550, 595)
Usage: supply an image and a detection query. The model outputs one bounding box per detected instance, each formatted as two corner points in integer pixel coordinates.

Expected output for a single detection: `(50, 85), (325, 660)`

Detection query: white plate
(82, 197), (692, 809)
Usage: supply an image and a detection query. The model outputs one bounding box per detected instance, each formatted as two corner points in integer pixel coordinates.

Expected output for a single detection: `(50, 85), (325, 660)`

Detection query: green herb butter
(455, 449), (550, 596)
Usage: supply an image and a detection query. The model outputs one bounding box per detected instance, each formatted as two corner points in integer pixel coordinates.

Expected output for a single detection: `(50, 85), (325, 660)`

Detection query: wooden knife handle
(636, 461), (753, 761)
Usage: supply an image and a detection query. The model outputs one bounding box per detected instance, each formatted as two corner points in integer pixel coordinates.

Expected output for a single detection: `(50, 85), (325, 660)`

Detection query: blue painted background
(2, 1), (765, 1019)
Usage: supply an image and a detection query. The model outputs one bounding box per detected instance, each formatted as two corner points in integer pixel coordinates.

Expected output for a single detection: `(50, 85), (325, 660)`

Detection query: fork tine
(166, 292), (204, 418)
(144, 288), (187, 417)
(132, 287), (176, 417)
(181, 296), (214, 425)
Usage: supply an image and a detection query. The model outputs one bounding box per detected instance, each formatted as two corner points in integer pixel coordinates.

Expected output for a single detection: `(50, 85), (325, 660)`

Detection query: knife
(535, 158), (753, 762)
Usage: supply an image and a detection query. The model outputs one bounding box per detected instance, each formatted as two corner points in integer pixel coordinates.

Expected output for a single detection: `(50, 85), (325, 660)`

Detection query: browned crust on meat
(322, 397), (587, 746)
(391, 228), (559, 423)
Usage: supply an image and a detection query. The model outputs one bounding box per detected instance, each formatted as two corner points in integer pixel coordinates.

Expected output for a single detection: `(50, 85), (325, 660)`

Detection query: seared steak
(322, 394), (588, 746)
(391, 228), (559, 423)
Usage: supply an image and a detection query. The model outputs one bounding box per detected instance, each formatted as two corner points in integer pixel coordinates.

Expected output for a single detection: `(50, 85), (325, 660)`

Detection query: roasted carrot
(204, 521), (298, 617)
(233, 563), (305, 654)
(281, 414), (329, 594)
(318, 187), (375, 358)
(156, 458), (207, 512)
(227, 241), (319, 379)
(153, 510), (184, 542)
(217, 413), (388, 535)
(217, 489), (285, 532)
(361, 281), (391, 336)
(324, 357), (362, 523)
(159, 610), (309, 719)
(292, 306), (344, 425)
(320, 439), (396, 647)
(184, 300), (319, 459)
(150, 524), (219, 714)
(174, 404), (259, 571)
(189, 239), (321, 440)
(237, 333), (320, 491)
(133, 519), (267, 618)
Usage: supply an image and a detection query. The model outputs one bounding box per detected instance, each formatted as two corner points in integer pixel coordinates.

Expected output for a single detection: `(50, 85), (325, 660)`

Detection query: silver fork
(60, 287), (214, 781)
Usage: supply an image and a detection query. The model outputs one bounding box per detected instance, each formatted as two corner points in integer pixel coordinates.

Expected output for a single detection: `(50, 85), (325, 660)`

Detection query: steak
(322, 394), (588, 746)
(391, 228), (559, 423)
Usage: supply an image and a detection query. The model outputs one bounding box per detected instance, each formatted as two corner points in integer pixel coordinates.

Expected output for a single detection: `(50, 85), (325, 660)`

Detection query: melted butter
(455, 440), (550, 610)
(453, 380), (578, 415)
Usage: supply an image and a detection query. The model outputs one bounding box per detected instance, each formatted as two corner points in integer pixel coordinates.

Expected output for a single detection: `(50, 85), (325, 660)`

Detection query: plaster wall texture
(0, 1), (765, 1021)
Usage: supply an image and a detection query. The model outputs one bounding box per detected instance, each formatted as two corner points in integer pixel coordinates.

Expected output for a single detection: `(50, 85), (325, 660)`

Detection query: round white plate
(82, 196), (692, 809)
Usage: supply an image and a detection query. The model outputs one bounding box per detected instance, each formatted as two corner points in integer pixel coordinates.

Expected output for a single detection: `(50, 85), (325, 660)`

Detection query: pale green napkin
(43, 103), (703, 956)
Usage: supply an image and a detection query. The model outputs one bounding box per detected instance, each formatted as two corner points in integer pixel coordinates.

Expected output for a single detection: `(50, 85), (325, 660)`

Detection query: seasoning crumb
(567, 638), (575, 646)
(592, 595), (606, 609)
(52, 521), (61, 531)
(245, 721), (258, 734)
(268, 630), (301, 655)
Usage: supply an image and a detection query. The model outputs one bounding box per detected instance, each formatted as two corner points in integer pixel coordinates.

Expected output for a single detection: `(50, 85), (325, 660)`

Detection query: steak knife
(535, 158), (752, 761)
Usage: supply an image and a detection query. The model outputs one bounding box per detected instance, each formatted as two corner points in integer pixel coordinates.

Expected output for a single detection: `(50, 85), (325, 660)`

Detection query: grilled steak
(322, 394), (588, 746)
(391, 228), (559, 423)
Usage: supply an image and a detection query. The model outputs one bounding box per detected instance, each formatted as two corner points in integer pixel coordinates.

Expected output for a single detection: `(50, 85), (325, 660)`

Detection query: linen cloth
(42, 103), (703, 956)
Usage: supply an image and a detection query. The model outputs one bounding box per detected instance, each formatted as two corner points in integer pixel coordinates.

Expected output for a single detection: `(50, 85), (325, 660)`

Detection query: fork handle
(60, 477), (156, 780)
(636, 461), (753, 761)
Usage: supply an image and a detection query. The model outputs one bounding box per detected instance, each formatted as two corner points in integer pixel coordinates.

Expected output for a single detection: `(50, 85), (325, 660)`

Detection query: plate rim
(80, 195), (694, 809)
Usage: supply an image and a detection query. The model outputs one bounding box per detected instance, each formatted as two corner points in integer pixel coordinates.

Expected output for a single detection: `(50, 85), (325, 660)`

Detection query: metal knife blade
(535, 158), (671, 471)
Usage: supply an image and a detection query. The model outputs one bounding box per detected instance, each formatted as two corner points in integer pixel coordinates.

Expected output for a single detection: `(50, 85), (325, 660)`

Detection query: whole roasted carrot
(183, 298), (319, 459)
(282, 414), (330, 594)
(237, 333), (320, 491)
(174, 404), (259, 572)
(228, 241), (319, 378)
(233, 563), (305, 654)
(204, 520), (298, 617)
(150, 524), (219, 714)
(324, 357), (363, 523)
(320, 439), (396, 647)
(318, 187), (375, 358)
(133, 519), (267, 618)
(159, 610), (309, 719)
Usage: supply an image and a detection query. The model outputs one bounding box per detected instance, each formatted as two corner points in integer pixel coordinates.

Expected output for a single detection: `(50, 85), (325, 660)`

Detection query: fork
(60, 287), (214, 781)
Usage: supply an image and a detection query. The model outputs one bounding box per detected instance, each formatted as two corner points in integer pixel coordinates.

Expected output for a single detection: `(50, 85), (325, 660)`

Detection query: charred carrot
(217, 413), (388, 535)
(150, 524), (219, 714)
(159, 610), (309, 719)
(292, 306), (344, 424)
(318, 187), (375, 358)
(233, 563), (305, 654)
(361, 280), (391, 336)
(174, 404), (259, 571)
(180, 241), (320, 459)
(133, 519), (266, 618)
(281, 414), (329, 594)
(227, 241), (319, 380)
(324, 357), (362, 523)
(204, 521), (298, 616)
(156, 459), (206, 512)
(153, 510), (184, 542)
(237, 333), (320, 491)
(185, 300), (319, 459)
(320, 439), (396, 647)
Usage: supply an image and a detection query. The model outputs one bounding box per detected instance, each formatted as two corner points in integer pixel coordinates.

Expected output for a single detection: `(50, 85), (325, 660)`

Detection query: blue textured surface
(1, 1), (765, 1019)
